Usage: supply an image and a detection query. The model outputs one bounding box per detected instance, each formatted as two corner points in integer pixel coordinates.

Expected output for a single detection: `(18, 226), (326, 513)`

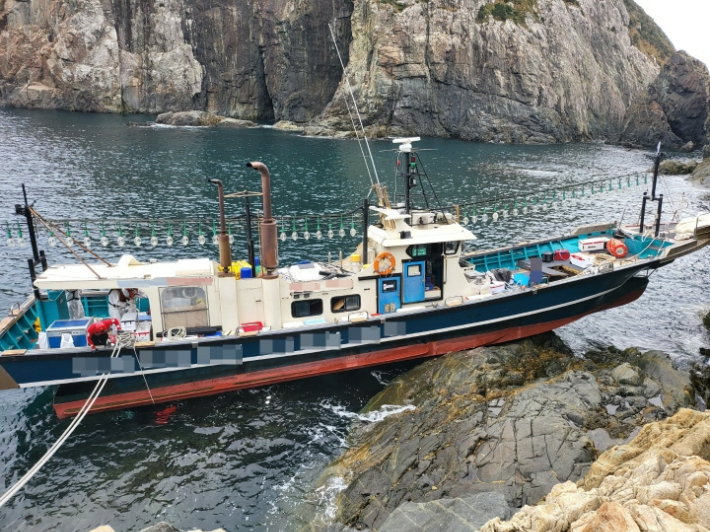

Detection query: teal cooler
(47, 318), (94, 348)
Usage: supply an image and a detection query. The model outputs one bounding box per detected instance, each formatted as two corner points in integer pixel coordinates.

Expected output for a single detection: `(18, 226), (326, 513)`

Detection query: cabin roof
(368, 215), (476, 247)
(34, 255), (216, 290)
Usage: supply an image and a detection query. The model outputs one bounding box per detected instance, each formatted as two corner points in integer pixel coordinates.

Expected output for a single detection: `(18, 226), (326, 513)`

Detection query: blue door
(378, 277), (401, 314)
(403, 261), (426, 304)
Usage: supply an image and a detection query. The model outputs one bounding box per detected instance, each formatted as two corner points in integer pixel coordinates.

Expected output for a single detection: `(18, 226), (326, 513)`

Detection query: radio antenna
(328, 23), (382, 191)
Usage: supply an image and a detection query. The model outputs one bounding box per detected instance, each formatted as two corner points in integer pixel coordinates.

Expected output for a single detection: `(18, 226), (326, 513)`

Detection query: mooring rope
(0, 332), (133, 508)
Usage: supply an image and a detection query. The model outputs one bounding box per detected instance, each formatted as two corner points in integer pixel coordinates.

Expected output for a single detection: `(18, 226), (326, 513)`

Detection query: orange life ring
(606, 238), (628, 258)
(373, 252), (396, 276)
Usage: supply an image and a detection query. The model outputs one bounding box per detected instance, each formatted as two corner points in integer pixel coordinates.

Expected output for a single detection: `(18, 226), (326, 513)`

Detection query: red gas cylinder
(554, 249), (571, 261)
(606, 238), (628, 258)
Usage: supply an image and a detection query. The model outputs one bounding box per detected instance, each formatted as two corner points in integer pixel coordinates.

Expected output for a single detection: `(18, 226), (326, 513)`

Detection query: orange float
(373, 252), (396, 275)
(606, 238), (628, 258)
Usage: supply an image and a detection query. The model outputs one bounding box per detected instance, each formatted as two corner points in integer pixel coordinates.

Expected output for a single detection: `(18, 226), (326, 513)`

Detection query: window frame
(330, 294), (362, 313)
(444, 241), (460, 255)
(291, 299), (323, 318)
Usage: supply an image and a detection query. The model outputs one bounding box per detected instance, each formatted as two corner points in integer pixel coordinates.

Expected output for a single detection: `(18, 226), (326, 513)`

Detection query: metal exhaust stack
(208, 179), (232, 272)
(247, 162), (279, 278)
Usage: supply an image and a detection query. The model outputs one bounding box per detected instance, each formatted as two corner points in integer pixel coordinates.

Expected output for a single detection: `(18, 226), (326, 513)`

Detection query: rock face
(0, 0), (352, 119)
(620, 51), (710, 148)
(318, 0), (666, 143)
(320, 334), (694, 530)
(480, 408), (710, 532)
(0, 0), (676, 143)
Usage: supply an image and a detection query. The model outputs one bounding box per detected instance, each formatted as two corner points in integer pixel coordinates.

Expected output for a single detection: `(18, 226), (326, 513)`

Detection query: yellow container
(232, 260), (252, 279)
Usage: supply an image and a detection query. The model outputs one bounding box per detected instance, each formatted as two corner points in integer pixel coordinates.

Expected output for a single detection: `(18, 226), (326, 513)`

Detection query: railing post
(362, 198), (369, 265)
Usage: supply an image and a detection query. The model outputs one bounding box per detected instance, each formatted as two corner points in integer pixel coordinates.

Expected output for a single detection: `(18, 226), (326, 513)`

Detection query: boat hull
(46, 268), (650, 417)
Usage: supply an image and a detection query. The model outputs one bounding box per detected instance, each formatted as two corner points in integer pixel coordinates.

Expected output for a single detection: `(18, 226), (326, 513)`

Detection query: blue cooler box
(47, 318), (94, 348)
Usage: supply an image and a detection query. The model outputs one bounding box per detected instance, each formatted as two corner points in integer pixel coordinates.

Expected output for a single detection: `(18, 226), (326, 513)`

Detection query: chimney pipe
(208, 178), (232, 272)
(246, 162), (279, 278)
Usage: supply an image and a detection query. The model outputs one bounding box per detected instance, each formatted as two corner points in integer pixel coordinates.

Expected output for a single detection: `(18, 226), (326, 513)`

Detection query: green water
(0, 108), (709, 531)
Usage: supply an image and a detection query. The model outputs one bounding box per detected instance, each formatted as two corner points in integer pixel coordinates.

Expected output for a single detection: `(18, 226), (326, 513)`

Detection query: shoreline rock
(655, 159), (700, 175)
(313, 333), (696, 531)
(155, 111), (257, 128)
(481, 408), (710, 532)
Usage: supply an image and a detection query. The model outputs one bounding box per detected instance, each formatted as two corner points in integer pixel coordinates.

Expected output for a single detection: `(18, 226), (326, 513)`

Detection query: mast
(639, 142), (664, 237)
(15, 185), (48, 299)
(393, 137), (420, 215)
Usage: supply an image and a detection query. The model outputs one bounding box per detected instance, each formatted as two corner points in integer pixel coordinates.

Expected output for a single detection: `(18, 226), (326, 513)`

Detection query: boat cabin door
(378, 277), (401, 314)
(402, 261), (426, 304)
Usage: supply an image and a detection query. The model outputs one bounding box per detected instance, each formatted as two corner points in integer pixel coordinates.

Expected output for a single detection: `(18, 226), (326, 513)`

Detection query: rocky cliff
(0, 0), (353, 119)
(620, 51), (709, 149)
(0, 0), (677, 143)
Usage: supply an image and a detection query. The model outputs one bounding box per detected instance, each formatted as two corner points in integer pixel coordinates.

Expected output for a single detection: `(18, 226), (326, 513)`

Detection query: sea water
(0, 109), (708, 531)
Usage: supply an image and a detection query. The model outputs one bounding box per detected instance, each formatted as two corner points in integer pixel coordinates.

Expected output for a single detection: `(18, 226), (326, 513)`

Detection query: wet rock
(480, 409), (710, 532)
(273, 121), (306, 134)
(679, 141), (696, 153)
(215, 118), (258, 128)
(657, 159), (699, 175)
(321, 334), (694, 530)
(155, 111), (255, 128)
(378, 492), (510, 532)
(620, 51), (710, 148)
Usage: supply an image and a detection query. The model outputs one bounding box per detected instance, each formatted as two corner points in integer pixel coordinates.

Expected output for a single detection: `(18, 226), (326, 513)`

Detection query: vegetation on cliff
(622, 0), (675, 64)
(476, 0), (539, 25)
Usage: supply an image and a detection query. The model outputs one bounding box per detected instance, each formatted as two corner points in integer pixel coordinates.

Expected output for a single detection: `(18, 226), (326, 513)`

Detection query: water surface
(0, 109), (708, 531)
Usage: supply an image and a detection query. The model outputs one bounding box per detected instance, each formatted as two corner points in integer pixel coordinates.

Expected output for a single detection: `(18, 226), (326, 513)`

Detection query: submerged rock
(480, 408), (710, 532)
(320, 334), (694, 530)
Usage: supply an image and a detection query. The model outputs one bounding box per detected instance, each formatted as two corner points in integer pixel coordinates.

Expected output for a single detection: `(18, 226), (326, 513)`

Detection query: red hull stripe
(54, 288), (643, 418)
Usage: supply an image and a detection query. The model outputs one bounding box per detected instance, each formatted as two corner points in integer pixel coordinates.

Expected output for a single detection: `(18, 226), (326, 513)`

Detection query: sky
(635, 0), (710, 68)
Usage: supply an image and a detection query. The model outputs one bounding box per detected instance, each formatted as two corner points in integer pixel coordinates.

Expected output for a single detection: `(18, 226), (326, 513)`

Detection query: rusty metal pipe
(247, 162), (279, 277)
(208, 178), (232, 271)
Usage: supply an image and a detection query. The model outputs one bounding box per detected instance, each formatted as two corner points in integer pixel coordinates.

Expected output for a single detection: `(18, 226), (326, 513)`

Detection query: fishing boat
(1, 139), (709, 418)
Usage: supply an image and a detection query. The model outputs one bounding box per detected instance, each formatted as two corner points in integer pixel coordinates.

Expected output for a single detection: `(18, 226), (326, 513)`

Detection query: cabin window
(291, 299), (323, 318)
(406, 243), (443, 258)
(331, 295), (361, 313)
(444, 242), (459, 255)
(160, 286), (209, 330)
(409, 244), (429, 258)
(407, 264), (421, 277)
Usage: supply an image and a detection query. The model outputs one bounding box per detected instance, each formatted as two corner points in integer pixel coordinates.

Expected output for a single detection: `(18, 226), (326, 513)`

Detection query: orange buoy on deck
(606, 238), (628, 258)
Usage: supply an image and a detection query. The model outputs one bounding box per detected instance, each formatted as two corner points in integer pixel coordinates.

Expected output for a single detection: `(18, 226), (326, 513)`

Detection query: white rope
(327, 23), (375, 189)
(0, 332), (133, 508)
(328, 23), (382, 187)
